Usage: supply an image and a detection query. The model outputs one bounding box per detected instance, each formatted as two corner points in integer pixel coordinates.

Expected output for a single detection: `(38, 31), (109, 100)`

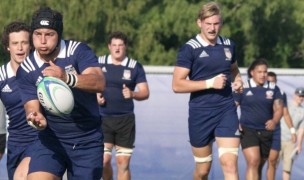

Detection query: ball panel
(37, 77), (74, 116)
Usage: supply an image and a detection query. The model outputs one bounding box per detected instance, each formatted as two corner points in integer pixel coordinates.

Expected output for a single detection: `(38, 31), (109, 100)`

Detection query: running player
(266, 71), (296, 180)
(16, 7), (105, 180)
(0, 21), (38, 180)
(234, 59), (283, 180)
(97, 31), (149, 180)
(172, 2), (243, 179)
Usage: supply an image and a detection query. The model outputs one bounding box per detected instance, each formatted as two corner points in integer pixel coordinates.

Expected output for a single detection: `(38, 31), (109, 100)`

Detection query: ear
(7, 47), (10, 52)
(197, 19), (202, 28)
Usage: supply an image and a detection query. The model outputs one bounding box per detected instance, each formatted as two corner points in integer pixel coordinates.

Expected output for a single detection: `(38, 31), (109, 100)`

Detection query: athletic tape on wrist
(66, 73), (78, 88)
(206, 78), (215, 89)
(290, 127), (296, 134)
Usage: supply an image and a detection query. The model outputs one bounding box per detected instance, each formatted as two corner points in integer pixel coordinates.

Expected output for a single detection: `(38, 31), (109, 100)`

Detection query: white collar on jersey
(6, 61), (15, 78)
(35, 40), (65, 68)
(249, 78), (268, 88)
(196, 34), (222, 47)
(107, 55), (128, 66)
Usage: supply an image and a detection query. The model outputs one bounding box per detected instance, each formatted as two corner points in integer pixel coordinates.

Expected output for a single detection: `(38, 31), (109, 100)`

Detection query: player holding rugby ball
(16, 6), (105, 180)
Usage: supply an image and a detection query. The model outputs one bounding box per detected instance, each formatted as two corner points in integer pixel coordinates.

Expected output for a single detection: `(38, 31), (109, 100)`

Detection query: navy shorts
(28, 136), (103, 179)
(241, 126), (273, 158)
(7, 141), (37, 180)
(271, 124), (281, 151)
(102, 113), (136, 148)
(188, 103), (240, 147)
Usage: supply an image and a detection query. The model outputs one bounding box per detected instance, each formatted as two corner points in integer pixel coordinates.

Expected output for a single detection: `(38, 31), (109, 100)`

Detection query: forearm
(297, 128), (304, 146)
(72, 73), (105, 92)
(172, 78), (205, 93)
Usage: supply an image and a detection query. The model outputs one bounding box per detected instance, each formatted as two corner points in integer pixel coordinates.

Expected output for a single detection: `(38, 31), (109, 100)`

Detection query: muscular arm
(24, 100), (47, 130)
(132, 82), (149, 101)
(230, 61), (243, 92)
(72, 67), (105, 93)
(172, 66), (226, 93)
(272, 98), (283, 124)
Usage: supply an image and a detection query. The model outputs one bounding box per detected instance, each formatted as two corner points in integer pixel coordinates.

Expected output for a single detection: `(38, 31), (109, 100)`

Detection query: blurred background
(0, 0), (304, 67)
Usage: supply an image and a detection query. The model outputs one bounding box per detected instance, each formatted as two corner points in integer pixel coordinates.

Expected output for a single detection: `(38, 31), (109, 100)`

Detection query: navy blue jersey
(176, 35), (236, 108)
(0, 62), (38, 146)
(234, 79), (282, 130)
(16, 40), (102, 143)
(98, 55), (147, 115)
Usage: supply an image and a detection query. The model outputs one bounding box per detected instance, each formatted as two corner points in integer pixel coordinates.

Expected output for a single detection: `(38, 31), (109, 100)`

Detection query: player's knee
(103, 147), (113, 165)
(218, 147), (239, 158)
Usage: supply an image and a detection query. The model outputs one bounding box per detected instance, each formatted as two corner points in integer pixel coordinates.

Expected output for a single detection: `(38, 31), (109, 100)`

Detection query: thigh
(215, 105), (240, 138)
(188, 108), (217, 147)
(271, 126), (281, 151)
(240, 127), (259, 150)
(28, 140), (66, 178)
(67, 138), (103, 180)
(258, 130), (273, 158)
(115, 114), (136, 148)
(102, 116), (116, 144)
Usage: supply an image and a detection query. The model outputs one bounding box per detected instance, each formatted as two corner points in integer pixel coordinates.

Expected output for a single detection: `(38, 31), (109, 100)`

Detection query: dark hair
(267, 71), (277, 78)
(31, 7), (63, 39)
(1, 21), (31, 52)
(247, 58), (269, 78)
(107, 31), (128, 45)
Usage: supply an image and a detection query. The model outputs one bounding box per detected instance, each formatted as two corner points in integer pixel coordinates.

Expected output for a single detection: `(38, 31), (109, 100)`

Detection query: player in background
(234, 59), (283, 180)
(97, 31), (149, 180)
(278, 87), (304, 180)
(0, 100), (6, 161)
(0, 21), (38, 180)
(16, 7), (105, 180)
(172, 2), (243, 180)
(266, 71), (296, 180)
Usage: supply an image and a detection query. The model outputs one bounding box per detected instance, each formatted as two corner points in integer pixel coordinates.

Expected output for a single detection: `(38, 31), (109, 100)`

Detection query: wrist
(66, 73), (78, 88)
(290, 127), (296, 134)
(206, 78), (214, 89)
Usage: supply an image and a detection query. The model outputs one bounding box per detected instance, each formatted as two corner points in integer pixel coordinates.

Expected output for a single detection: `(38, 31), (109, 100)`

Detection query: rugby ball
(37, 76), (74, 116)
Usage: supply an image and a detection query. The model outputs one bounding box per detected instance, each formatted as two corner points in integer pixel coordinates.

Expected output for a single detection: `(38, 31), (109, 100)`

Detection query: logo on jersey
(199, 50), (209, 58)
(35, 76), (43, 86)
(102, 67), (107, 73)
(235, 129), (241, 136)
(122, 70), (131, 80)
(65, 65), (77, 74)
(246, 91), (253, 96)
(40, 20), (49, 26)
(1, 84), (12, 93)
(266, 90), (274, 99)
(224, 48), (232, 61)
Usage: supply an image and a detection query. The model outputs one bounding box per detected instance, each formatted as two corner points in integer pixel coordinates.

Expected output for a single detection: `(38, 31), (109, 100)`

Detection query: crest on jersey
(65, 65), (77, 74)
(266, 90), (274, 99)
(122, 70), (131, 80)
(224, 48), (232, 61)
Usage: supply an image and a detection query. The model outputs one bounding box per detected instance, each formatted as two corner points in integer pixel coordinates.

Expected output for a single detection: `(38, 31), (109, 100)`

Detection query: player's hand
(265, 119), (276, 130)
(27, 112), (47, 130)
(291, 134), (297, 143)
(42, 60), (66, 81)
(122, 84), (133, 99)
(96, 93), (106, 105)
(212, 74), (227, 89)
(232, 80), (243, 93)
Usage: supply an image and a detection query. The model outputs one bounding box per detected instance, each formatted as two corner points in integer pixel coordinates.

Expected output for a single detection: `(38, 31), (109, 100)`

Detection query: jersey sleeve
(176, 44), (194, 70)
(74, 42), (99, 73)
(16, 64), (38, 104)
(135, 63), (147, 84)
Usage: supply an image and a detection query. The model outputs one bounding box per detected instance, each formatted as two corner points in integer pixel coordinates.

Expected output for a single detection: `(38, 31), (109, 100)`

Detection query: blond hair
(197, 2), (221, 20)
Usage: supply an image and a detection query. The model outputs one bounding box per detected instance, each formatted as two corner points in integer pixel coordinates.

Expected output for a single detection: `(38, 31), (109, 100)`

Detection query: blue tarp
(1, 73), (303, 179)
